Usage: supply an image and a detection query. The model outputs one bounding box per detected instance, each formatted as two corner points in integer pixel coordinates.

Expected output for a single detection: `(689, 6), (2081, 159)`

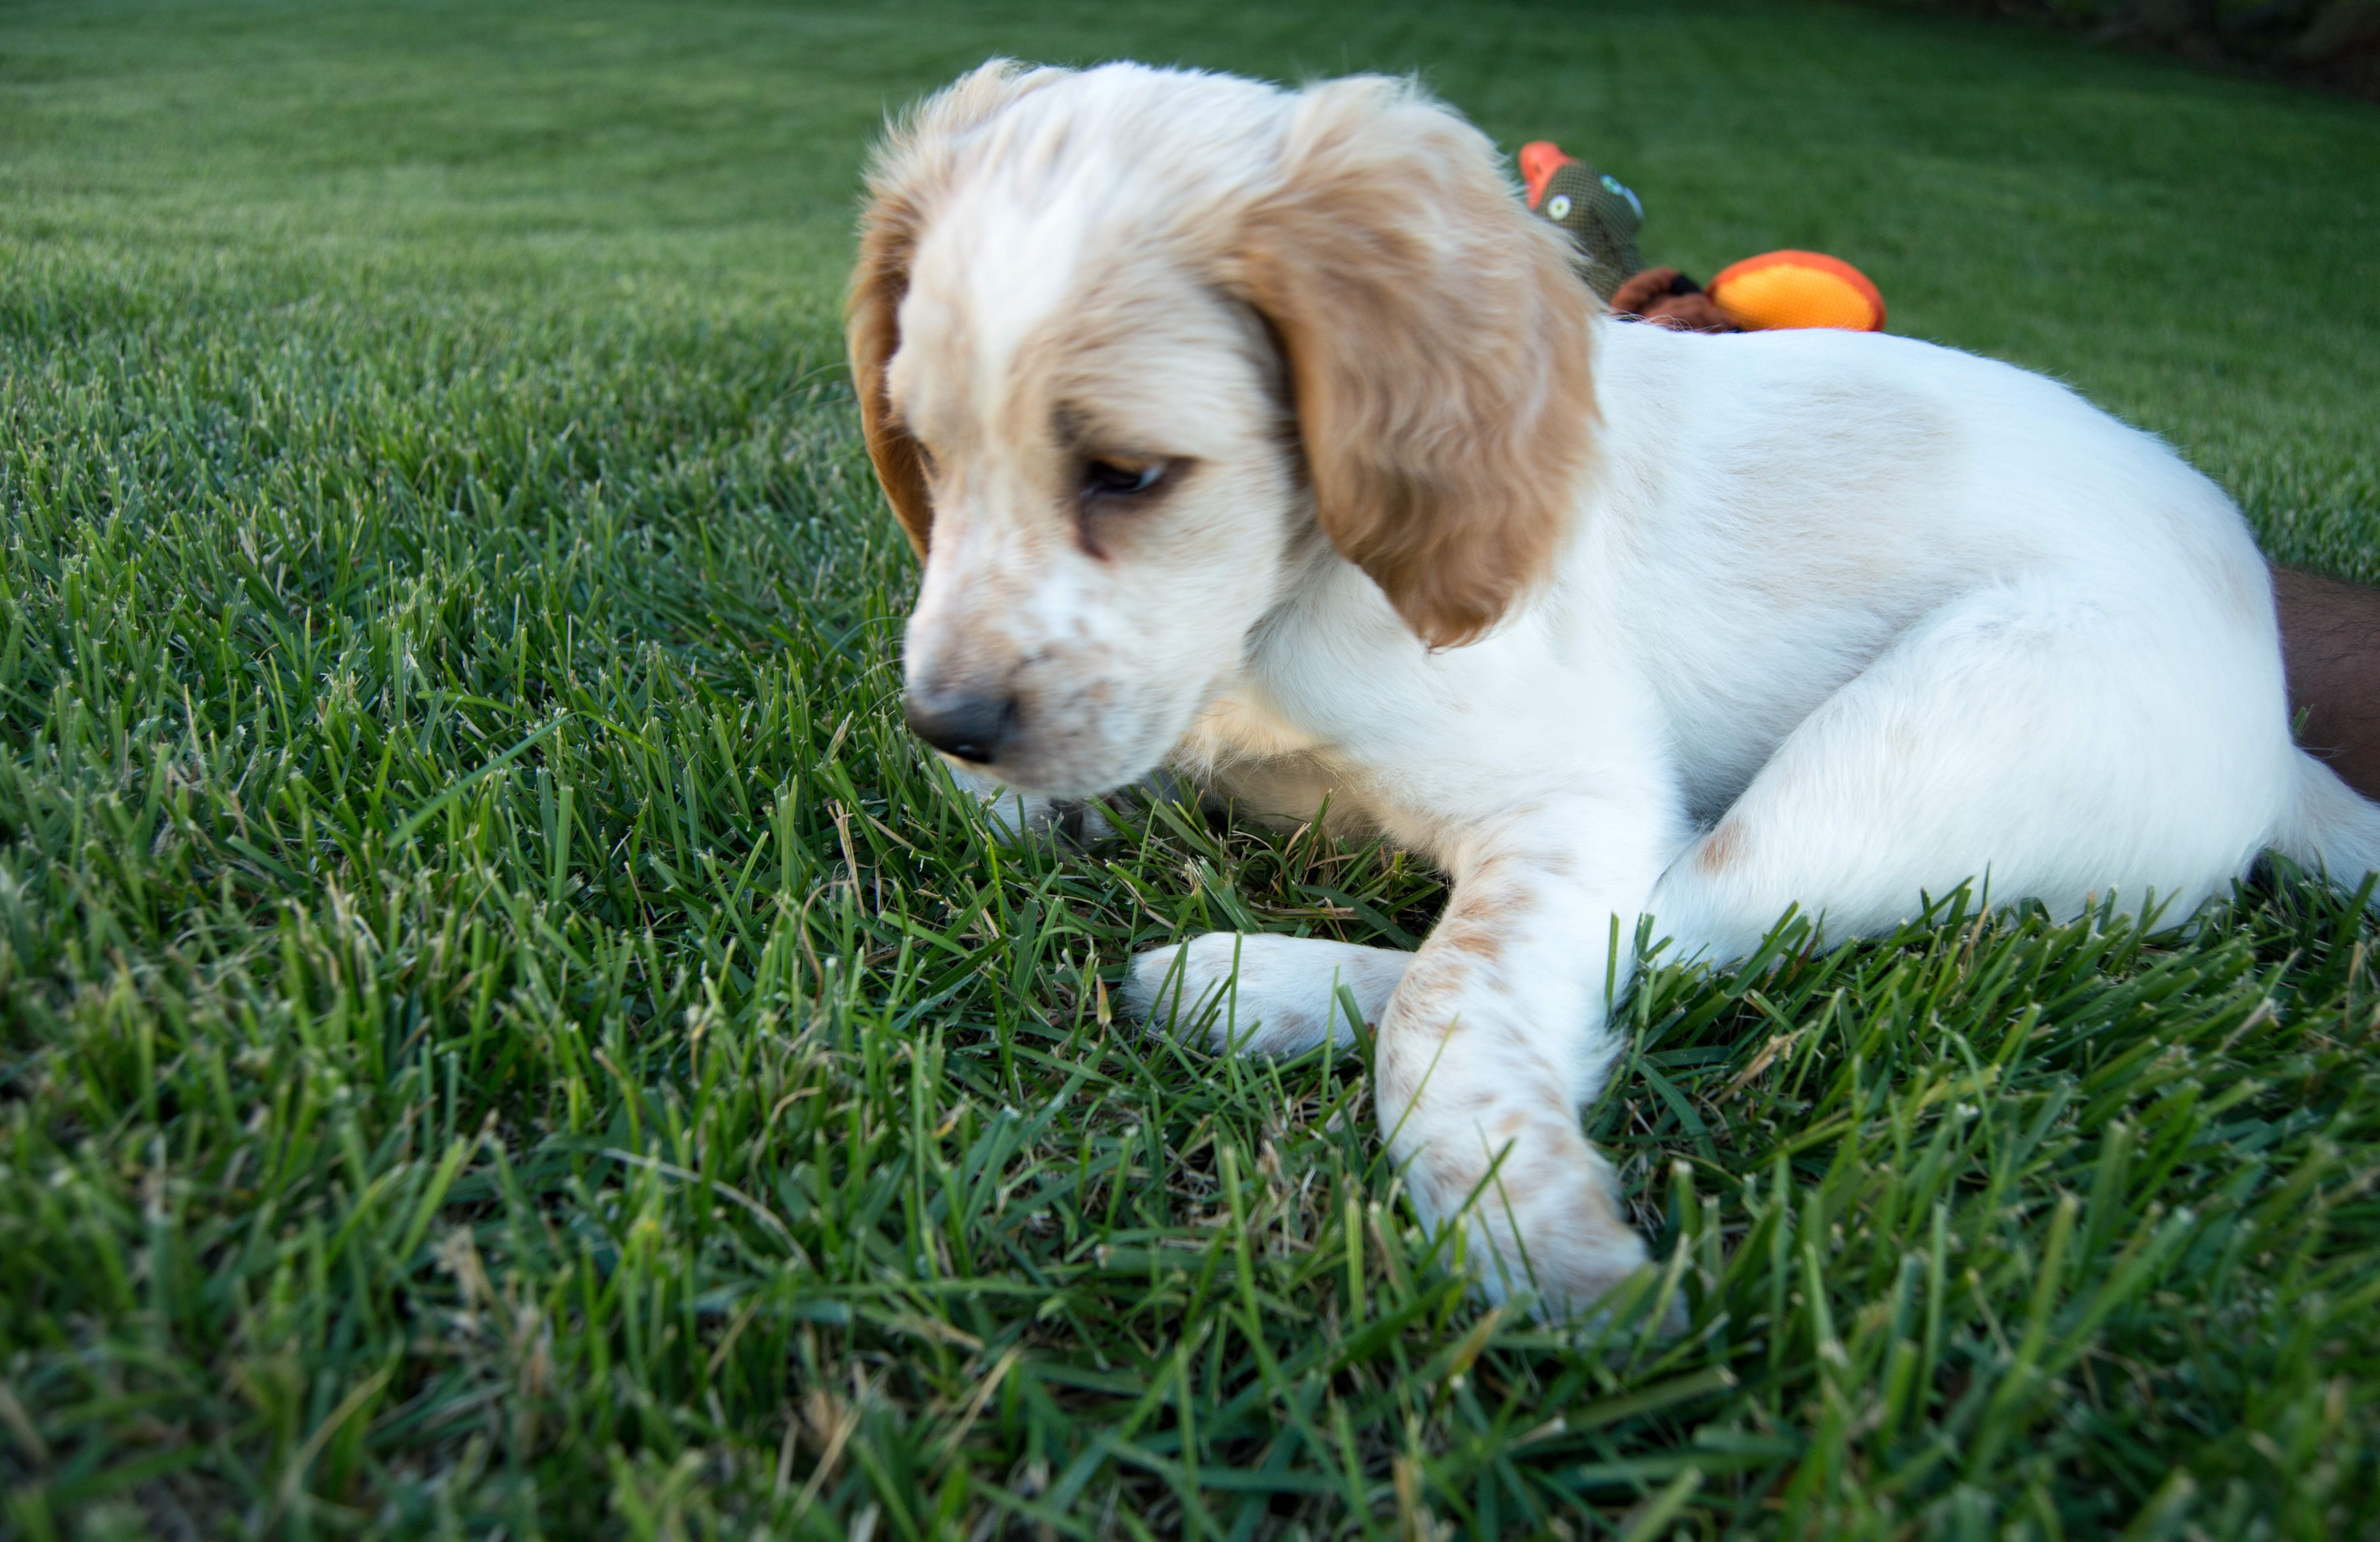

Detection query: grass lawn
(3, 0), (2378, 1536)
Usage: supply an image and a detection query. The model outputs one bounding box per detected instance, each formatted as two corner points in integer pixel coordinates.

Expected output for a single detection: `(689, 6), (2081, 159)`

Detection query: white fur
(1123, 931), (1411, 1054)
(860, 62), (2380, 1319)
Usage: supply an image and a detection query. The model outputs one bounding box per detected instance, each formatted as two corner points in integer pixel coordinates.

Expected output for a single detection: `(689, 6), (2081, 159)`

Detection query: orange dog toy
(1708, 249), (1886, 333)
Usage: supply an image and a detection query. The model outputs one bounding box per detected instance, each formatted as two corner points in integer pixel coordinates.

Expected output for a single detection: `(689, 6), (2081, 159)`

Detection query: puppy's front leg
(1380, 807), (1672, 1319)
(1128, 931), (1413, 1055)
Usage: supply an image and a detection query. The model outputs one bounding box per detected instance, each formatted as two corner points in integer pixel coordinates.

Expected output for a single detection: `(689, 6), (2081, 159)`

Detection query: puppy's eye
(1083, 458), (1167, 498)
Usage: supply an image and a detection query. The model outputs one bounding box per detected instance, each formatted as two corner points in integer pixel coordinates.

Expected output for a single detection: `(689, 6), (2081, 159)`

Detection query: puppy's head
(849, 61), (1595, 798)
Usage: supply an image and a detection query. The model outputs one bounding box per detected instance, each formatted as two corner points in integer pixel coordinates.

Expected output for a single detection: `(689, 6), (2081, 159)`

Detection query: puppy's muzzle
(904, 686), (1019, 765)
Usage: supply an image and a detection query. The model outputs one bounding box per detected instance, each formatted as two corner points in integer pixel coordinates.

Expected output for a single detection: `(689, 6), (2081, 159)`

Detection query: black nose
(904, 690), (1017, 764)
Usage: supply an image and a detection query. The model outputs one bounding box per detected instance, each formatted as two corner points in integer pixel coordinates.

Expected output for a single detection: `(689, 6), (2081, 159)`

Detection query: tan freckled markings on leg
(1435, 916), (1502, 959)
(1697, 819), (1747, 877)
(1433, 1122), (1626, 1243)
(1432, 870), (1530, 960)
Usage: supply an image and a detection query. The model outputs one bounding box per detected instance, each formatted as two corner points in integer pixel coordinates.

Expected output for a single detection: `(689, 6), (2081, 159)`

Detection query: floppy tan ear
(847, 60), (1068, 559)
(848, 189), (933, 557)
(1233, 77), (1597, 647)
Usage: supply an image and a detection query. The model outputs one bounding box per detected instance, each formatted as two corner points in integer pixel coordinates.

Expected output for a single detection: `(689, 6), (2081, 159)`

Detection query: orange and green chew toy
(1522, 140), (1886, 334)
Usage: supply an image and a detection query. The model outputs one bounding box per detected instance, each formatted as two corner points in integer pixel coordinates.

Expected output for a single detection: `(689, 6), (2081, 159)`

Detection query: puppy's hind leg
(1649, 581), (2296, 965)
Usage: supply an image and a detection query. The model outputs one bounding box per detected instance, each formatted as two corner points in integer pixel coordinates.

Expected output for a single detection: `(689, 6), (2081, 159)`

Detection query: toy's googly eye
(1545, 194), (1572, 221)
(1603, 175), (1643, 218)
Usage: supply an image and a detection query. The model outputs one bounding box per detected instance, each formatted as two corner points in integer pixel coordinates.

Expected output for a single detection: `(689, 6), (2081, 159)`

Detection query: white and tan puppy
(847, 60), (2380, 1315)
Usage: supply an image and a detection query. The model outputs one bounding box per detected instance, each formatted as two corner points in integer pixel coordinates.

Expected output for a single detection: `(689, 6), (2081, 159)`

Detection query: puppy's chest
(1176, 691), (1386, 833)
(1184, 690), (1325, 763)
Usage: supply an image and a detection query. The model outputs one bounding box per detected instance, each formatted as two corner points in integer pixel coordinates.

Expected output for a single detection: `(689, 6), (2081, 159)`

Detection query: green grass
(1, 1), (2376, 1537)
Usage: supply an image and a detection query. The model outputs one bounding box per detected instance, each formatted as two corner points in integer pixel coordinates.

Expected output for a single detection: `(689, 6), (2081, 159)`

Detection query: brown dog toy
(1608, 266), (1738, 334)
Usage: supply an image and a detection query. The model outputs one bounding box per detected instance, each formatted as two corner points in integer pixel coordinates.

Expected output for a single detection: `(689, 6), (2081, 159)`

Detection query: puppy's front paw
(1412, 1140), (1684, 1334)
(1479, 1186), (1675, 1333)
(1122, 932), (1410, 1056)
